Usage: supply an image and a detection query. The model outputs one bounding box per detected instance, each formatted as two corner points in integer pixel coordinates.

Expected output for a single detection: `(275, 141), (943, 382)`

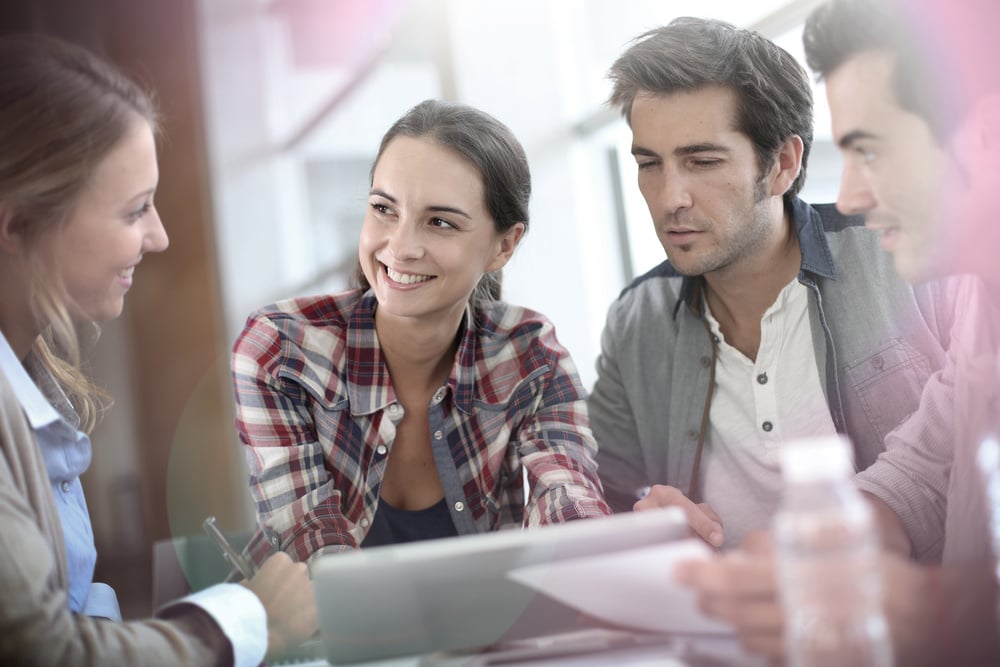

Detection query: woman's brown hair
(0, 34), (159, 431)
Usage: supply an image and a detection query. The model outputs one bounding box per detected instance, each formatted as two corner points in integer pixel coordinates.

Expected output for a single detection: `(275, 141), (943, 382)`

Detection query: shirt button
(872, 356), (885, 370)
(60, 480), (72, 493)
(762, 421), (773, 432)
(700, 356), (711, 368)
(434, 430), (443, 440)
(432, 388), (447, 404)
(360, 517), (370, 528)
(687, 429), (698, 440)
(712, 335), (720, 344)
(454, 502), (465, 512)
(375, 444), (387, 456)
(387, 404), (402, 417)
(269, 534), (280, 548)
(757, 372), (768, 385)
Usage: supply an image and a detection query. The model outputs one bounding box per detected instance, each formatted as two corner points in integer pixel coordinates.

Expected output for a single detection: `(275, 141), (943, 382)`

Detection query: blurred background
(0, 0), (840, 617)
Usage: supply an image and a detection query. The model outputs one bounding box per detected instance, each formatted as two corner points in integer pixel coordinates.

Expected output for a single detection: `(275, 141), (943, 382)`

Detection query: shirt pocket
(464, 414), (517, 523)
(468, 367), (550, 517)
(473, 466), (531, 533)
(844, 338), (932, 443)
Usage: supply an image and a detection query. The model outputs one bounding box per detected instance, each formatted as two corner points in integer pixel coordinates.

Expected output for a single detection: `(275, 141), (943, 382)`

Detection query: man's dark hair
(607, 17), (813, 206)
(802, 0), (951, 140)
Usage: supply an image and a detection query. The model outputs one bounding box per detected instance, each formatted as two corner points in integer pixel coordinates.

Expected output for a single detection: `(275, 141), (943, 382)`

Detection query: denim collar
(671, 197), (839, 318)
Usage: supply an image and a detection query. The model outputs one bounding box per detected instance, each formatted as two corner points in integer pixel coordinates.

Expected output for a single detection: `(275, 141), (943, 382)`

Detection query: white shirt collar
(0, 330), (62, 430)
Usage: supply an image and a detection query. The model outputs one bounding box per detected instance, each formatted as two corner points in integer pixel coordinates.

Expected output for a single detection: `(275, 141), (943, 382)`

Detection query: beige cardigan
(0, 370), (231, 665)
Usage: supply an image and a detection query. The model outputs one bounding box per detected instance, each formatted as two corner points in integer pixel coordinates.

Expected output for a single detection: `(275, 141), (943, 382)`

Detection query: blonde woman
(0, 34), (315, 665)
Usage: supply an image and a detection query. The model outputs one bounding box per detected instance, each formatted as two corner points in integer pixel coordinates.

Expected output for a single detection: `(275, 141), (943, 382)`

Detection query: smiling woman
(232, 99), (611, 566)
(0, 33), (317, 665)
(358, 134), (523, 327)
(40, 118), (166, 324)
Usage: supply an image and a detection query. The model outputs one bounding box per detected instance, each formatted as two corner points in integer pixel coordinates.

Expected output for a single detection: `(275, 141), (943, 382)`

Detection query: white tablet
(309, 507), (687, 665)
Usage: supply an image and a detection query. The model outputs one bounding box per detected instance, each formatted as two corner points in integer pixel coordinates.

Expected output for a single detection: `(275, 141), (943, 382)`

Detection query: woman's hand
(242, 551), (318, 660)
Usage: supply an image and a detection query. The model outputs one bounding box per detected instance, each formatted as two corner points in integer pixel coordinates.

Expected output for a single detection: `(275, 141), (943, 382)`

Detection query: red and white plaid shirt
(233, 290), (610, 564)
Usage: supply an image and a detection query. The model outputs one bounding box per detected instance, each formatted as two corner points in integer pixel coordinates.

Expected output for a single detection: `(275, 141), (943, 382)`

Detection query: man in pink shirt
(676, 1), (1000, 664)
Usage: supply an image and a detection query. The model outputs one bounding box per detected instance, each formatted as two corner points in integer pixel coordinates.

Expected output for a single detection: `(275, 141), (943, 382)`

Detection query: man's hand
(876, 554), (939, 666)
(674, 531), (785, 660)
(633, 484), (725, 548)
(674, 535), (992, 666)
(242, 551), (318, 661)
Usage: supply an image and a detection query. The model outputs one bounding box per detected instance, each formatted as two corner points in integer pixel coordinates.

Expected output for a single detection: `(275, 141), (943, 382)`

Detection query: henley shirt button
(872, 356), (885, 370)
(700, 356), (711, 368)
(762, 420), (773, 432)
(454, 501), (465, 512)
(60, 480), (71, 493)
(375, 444), (387, 456)
(434, 430), (443, 440)
(757, 372), (768, 385)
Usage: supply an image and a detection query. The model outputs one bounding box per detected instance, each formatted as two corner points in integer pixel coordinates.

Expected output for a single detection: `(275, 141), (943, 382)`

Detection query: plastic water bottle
(977, 437), (1000, 559)
(774, 435), (893, 667)
(976, 436), (1000, 630)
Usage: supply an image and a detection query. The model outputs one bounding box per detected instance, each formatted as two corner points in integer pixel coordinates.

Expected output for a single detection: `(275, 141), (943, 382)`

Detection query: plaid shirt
(233, 290), (610, 564)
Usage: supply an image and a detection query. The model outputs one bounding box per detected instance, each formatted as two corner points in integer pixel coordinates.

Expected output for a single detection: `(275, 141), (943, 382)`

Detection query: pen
(203, 515), (255, 580)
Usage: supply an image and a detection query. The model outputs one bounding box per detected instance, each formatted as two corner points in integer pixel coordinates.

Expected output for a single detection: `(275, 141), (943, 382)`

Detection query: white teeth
(386, 266), (431, 285)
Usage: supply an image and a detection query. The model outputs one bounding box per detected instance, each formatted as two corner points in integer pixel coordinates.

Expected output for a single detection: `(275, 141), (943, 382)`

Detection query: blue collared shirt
(37, 422), (121, 619)
(0, 334), (121, 619)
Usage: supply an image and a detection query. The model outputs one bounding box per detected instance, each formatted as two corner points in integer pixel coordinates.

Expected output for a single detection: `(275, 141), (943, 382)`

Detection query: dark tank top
(360, 496), (458, 547)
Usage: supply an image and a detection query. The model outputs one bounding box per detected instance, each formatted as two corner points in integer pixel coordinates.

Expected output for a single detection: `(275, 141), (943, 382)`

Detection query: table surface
(272, 629), (765, 667)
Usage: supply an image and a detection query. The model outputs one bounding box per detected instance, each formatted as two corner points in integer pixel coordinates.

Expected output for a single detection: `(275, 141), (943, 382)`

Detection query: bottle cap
(778, 434), (855, 483)
(978, 436), (1000, 474)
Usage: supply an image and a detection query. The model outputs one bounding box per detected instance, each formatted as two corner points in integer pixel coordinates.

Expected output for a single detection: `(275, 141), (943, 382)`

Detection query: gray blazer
(590, 198), (958, 529)
(0, 370), (231, 665)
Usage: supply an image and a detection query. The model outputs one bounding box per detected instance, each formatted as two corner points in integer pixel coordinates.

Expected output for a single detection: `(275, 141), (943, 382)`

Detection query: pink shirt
(856, 276), (1000, 564)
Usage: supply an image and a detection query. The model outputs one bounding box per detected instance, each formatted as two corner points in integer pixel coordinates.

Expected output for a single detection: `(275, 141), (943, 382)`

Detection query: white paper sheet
(506, 539), (732, 636)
